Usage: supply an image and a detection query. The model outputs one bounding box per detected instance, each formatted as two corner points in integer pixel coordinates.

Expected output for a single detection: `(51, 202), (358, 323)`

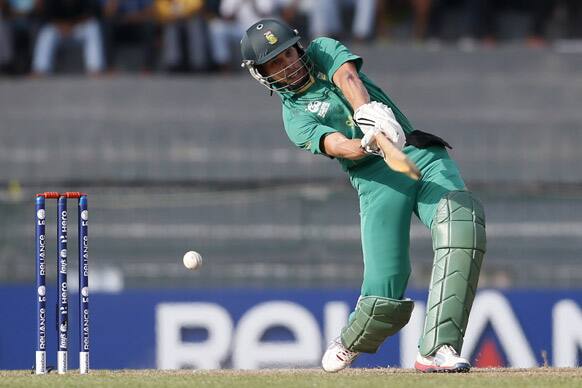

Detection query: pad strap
(341, 296), (414, 353)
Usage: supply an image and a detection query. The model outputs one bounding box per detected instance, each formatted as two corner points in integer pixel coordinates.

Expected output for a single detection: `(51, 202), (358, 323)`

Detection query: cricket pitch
(1, 368), (580, 388)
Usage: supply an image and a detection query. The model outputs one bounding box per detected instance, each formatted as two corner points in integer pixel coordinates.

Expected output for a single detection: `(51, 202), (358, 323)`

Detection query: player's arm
(332, 61), (369, 111)
(333, 61), (406, 152)
(322, 62), (373, 160)
(330, 61), (420, 179)
(322, 132), (367, 160)
(321, 62), (368, 160)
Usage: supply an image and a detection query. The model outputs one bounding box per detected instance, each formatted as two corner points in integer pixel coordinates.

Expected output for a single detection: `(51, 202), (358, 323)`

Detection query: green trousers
(348, 146), (466, 299)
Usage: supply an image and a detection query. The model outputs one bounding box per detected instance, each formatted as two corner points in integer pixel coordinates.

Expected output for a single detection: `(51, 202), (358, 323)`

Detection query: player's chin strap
(266, 73), (315, 97)
(419, 191), (486, 356)
(288, 74), (315, 94)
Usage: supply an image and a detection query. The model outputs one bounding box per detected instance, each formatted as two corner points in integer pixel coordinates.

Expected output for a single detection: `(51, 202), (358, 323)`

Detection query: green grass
(1, 368), (581, 388)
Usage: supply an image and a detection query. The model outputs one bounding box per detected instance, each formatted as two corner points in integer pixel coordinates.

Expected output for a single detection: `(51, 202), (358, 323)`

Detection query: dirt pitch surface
(1, 368), (580, 388)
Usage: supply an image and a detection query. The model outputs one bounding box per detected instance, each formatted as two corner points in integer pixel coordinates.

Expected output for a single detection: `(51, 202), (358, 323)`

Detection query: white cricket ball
(183, 251), (203, 271)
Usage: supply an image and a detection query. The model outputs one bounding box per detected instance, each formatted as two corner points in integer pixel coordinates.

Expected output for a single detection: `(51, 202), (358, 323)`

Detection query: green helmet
(240, 19), (313, 93)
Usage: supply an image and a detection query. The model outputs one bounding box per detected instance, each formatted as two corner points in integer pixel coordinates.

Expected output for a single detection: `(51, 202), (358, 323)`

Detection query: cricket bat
(374, 132), (421, 181)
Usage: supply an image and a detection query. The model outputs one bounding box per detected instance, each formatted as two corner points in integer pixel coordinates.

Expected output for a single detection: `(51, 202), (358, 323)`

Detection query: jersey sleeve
(283, 109), (337, 155)
(307, 37), (363, 83)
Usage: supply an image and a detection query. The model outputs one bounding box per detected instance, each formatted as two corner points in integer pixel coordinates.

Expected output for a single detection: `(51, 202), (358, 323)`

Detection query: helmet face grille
(243, 48), (314, 94)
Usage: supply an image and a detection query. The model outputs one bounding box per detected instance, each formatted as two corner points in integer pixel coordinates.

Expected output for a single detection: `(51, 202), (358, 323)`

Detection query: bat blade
(374, 133), (421, 180)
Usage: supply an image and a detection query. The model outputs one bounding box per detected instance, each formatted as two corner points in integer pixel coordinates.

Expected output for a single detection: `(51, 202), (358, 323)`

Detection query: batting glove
(354, 101), (406, 150)
(360, 128), (384, 157)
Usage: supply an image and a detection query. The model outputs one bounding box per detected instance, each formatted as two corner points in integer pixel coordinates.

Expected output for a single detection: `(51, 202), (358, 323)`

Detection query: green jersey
(281, 37), (417, 171)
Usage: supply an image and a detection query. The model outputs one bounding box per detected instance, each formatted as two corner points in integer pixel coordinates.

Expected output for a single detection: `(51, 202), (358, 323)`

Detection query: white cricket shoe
(415, 345), (471, 373)
(321, 338), (359, 373)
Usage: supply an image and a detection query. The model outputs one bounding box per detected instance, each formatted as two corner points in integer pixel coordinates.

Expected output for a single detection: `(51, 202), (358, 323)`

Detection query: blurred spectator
(278, 0), (337, 40)
(1, 0), (40, 74)
(425, 0), (557, 48)
(32, 0), (104, 75)
(281, 0), (377, 41)
(410, 0), (431, 40)
(207, 0), (277, 71)
(155, 0), (210, 72)
(424, 0), (483, 45)
(0, 1), (10, 72)
(351, 0), (378, 41)
(559, 0), (582, 38)
(304, 0), (342, 38)
(101, 0), (156, 72)
(476, 0), (556, 47)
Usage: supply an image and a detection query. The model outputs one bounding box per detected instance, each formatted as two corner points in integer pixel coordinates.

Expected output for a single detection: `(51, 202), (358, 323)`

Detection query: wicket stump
(35, 192), (90, 374)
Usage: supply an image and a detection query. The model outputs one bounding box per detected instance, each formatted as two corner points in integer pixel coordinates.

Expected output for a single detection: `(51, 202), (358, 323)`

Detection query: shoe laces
(335, 344), (358, 361)
(438, 345), (458, 356)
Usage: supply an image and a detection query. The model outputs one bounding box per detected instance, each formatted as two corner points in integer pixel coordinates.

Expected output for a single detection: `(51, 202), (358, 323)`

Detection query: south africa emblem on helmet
(264, 30), (278, 45)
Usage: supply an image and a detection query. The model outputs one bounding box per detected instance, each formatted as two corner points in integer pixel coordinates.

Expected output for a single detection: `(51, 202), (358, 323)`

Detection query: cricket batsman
(240, 19), (486, 373)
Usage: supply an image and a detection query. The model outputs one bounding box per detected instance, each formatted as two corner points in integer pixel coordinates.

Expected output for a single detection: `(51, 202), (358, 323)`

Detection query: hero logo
(60, 210), (67, 234)
(60, 282), (68, 306)
(156, 291), (582, 369)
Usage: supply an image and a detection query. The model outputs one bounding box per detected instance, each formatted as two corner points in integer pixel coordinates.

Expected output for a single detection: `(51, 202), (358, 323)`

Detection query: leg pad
(341, 296), (414, 353)
(419, 191), (486, 356)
